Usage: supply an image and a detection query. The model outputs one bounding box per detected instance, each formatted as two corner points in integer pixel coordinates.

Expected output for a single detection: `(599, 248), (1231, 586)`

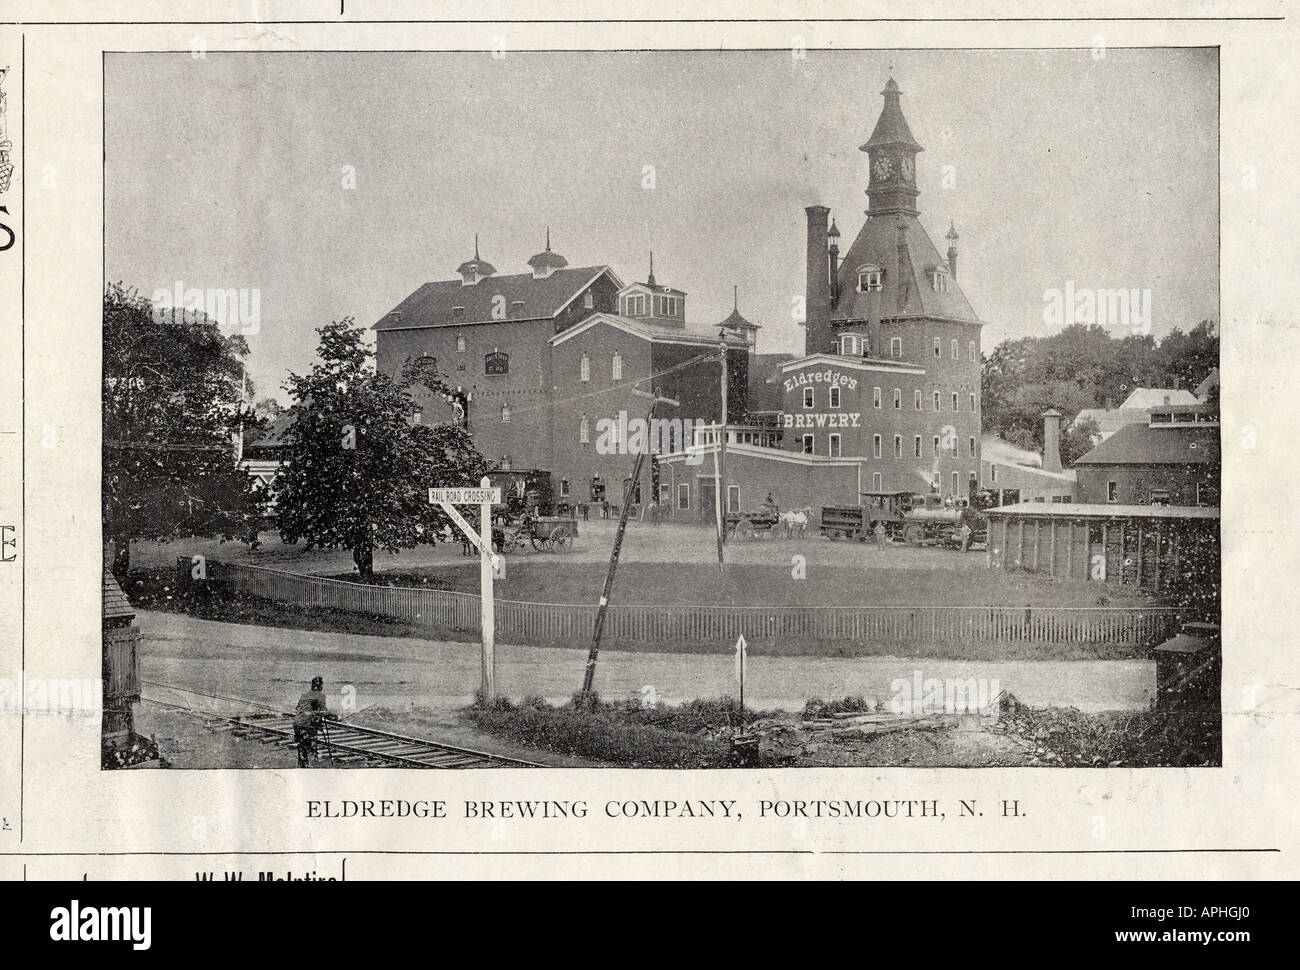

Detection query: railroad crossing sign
(430, 477), (500, 700)
(429, 486), (501, 506)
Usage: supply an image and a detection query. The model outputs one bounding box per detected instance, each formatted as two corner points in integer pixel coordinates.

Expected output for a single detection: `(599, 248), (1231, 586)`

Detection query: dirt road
(136, 610), (1156, 716)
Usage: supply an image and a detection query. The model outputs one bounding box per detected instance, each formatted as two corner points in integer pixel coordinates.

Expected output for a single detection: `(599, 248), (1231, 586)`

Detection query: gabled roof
(1072, 421), (1220, 466)
(1071, 406), (1148, 439)
(375, 266), (621, 331)
(833, 214), (979, 324)
(1195, 368), (1220, 400)
(549, 312), (744, 349)
(1119, 387), (1198, 410)
(103, 568), (135, 622)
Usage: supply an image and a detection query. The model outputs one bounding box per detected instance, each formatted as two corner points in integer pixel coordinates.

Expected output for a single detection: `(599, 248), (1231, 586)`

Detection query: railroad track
(143, 694), (541, 769)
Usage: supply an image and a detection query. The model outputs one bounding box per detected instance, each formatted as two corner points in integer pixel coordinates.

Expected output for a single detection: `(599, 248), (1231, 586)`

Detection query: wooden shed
(102, 566), (141, 746)
(985, 502), (1220, 594)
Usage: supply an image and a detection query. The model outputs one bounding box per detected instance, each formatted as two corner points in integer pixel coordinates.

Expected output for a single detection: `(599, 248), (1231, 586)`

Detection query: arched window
(857, 265), (883, 292)
(501, 403), (511, 423)
(612, 352), (623, 380)
(579, 415), (589, 443)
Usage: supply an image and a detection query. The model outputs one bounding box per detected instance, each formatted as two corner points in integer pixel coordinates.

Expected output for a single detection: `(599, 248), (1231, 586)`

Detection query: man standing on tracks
(293, 676), (337, 767)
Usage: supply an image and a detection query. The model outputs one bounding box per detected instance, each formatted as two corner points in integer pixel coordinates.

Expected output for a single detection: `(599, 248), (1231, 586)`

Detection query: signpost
(430, 478), (502, 700)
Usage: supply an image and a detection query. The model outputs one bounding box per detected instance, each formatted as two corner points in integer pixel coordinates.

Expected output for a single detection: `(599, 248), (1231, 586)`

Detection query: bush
(468, 696), (730, 768)
(802, 694), (876, 720)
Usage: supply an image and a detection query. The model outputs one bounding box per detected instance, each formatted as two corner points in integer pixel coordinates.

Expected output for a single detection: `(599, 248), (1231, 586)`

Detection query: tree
(274, 318), (488, 578)
(102, 283), (264, 577)
(253, 397), (285, 421)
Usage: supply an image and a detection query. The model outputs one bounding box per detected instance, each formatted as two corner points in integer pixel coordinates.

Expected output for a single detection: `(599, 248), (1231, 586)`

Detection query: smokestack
(805, 205), (832, 356)
(1042, 408), (1063, 473)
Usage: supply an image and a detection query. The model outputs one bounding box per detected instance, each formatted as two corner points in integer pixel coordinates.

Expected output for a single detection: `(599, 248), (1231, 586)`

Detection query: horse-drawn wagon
(493, 511), (578, 554)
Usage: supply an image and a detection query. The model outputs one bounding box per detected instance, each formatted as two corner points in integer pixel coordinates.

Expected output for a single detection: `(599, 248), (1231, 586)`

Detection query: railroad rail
(142, 690), (541, 769)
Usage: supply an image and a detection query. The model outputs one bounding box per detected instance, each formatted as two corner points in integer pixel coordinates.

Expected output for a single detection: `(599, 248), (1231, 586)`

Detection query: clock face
(873, 155), (894, 180)
(901, 157), (914, 182)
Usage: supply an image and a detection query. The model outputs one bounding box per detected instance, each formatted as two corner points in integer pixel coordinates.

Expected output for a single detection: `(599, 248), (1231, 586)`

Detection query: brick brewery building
(659, 77), (984, 516)
(374, 236), (747, 509)
(376, 77), (983, 516)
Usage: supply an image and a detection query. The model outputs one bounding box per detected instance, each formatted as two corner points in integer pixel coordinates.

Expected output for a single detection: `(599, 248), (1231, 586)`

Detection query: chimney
(1042, 408), (1063, 473)
(804, 205), (832, 356)
(945, 221), (959, 279)
(895, 218), (910, 311)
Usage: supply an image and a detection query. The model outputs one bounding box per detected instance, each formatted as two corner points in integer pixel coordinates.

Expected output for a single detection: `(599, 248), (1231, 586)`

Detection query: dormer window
(452, 306), (465, 320)
(624, 293), (647, 316)
(584, 291), (594, 309)
(857, 266), (883, 292)
(931, 269), (949, 293)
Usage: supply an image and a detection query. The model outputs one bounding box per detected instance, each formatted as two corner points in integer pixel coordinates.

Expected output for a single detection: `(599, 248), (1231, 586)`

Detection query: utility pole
(581, 387), (679, 696)
(718, 338), (729, 543)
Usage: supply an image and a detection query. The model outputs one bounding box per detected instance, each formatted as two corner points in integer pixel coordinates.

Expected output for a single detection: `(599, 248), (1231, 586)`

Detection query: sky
(105, 48), (1218, 403)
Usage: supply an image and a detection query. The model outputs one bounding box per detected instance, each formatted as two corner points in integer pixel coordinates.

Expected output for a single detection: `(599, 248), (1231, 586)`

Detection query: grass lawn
(334, 560), (1157, 610)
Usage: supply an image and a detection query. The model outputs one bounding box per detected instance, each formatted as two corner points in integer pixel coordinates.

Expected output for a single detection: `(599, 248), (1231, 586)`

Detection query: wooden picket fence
(189, 558), (1184, 648)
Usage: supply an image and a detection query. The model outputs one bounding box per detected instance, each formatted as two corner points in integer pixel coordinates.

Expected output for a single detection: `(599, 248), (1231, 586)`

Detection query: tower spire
(545, 225), (551, 251)
(648, 250), (656, 287)
(474, 233), (480, 260)
(862, 77), (924, 217)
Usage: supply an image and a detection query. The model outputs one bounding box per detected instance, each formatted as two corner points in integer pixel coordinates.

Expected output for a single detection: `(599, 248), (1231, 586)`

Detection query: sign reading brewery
(783, 368), (859, 393)
(484, 351), (509, 375)
(782, 411), (862, 428)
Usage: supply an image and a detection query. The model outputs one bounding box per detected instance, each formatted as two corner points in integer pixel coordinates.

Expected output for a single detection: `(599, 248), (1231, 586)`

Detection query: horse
(779, 507), (812, 539)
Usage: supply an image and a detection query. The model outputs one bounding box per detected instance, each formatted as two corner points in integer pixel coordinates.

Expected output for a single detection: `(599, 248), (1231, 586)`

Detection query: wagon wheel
(549, 525), (573, 553)
(903, 523), (924, 547)
(530, 530), (551, 552)
(735, 518), (756, 541)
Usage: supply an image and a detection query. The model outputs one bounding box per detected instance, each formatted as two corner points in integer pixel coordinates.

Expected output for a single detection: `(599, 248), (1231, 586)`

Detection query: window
(612, 353), (623, 380)
(969, 471), (978, 485)
(914, 435), (922, 458)
(802, 434), (814, 455)
(969, 436), (977, 458)
(952, 392), (959, 411)
(803, 387), (815, 409)
(894, 435), (902, 458)
(1195, 482), (1206, 505)
(990, 464), (998, 483)
(873, 434), (882, 458)
(659, 483), (671, 505)
(559, 478), (570, 498)
(893, 388), (902, 410)
(891, 337), (902, 359)
(933, 337), (941, 358)
(969, 393), (976, 412)
(952, 472), (959, 496)
(933, 391), (941, 411)
(579, 415), (589, 444)
(914, 389), (922, 410)
(829, 434), (841, 458)
(501, 404), (511, 423)
(933, 435), (940, 457)
(969, 341), (976, 362)
(873, 387), (882, 409)
(1107, 481), (1118, 503)
(728, 485), (740, 512)
(857, 266), (882, 291)
(951, 339), (959, 360)
(580, 354), (590, 382)
(872, 472), (882, 490)
(584, 291), (594, 309)
(624, 293), (647, 316)
(829, 386), (841, 409)
(678, 483), (690, 510)
(840, 334), (859, 356)
(456, 334), (466, 351)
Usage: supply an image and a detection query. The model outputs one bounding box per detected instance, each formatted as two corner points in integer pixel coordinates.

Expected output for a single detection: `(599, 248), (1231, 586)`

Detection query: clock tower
(861, 77), (923, 217)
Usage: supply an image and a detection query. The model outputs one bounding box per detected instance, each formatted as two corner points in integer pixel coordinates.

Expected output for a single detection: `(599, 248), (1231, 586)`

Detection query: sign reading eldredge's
(783, 368), (859, 393)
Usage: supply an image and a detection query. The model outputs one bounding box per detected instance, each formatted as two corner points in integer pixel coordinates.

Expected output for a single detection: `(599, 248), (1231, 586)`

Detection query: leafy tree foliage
(102, 283), (264, 576)
(274, 318), (487, 578)
(981, 321), (1218, 454)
